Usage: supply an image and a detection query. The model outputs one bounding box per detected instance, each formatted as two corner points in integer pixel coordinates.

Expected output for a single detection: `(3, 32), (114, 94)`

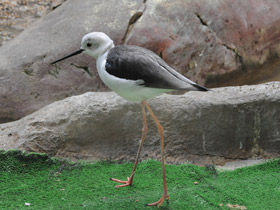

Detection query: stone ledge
(1, 82), (279, 165)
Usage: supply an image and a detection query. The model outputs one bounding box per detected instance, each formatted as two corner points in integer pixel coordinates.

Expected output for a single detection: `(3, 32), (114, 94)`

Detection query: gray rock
(2, 0), (280, 123)
(0, 0), (144, 122)
(217, 159), (266, 170)
(1, 82), (279, 165)
(0, 0), (61, 46)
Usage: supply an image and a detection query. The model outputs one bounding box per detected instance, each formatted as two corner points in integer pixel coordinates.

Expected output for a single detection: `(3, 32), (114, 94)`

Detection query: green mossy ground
(0, 150), (279, 209)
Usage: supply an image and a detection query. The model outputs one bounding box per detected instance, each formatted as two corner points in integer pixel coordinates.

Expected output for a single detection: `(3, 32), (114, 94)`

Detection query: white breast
(96, 52), (172, 102)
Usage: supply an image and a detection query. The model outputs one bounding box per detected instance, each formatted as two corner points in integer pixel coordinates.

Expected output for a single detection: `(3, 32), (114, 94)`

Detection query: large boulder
(1, 82), (279, 165)
(126, 0), (280, 87)
(0, 0), (144, 122)
(1, 0), (280, 123)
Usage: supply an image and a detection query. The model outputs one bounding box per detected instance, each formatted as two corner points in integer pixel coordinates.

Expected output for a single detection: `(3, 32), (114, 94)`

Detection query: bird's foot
(110, 177), (133, 188)
(145, 194), (169, 208)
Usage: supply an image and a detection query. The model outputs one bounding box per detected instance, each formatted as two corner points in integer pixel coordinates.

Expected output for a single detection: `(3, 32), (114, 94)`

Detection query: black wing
(105, 45), (208, 91)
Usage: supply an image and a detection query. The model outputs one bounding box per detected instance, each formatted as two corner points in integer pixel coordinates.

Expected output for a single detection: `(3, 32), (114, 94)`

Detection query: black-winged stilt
(51, 32), (209, 207)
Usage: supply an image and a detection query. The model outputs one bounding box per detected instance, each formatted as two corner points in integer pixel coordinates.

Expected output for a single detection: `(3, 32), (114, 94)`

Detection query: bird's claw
(146, 194), (169, 208)
(110, 177), (132, 188)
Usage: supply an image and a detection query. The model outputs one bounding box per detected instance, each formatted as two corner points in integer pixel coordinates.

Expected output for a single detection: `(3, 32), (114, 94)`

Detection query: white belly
(96, 52), (172, 102)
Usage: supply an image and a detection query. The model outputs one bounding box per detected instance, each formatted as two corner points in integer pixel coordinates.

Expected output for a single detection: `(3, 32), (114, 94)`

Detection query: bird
(51, 32), (209, 207)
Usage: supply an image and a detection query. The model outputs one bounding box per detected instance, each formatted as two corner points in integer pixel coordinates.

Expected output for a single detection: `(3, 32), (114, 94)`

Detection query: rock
(0, 0), (144, 123)
(1, 82), (279, 165)
(1, 0), (280, 123)
(0, 0), (57, 46)
(126, 0), (280, 87)
(217, 159), (266, 170)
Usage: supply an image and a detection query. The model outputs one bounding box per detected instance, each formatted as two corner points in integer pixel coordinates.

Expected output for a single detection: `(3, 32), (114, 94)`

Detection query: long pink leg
(144, 101), (169, 208)
(111, 101), (148, 188)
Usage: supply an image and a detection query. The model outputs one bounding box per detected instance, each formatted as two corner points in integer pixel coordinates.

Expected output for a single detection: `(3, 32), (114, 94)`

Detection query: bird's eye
(87, 43), (92, 47)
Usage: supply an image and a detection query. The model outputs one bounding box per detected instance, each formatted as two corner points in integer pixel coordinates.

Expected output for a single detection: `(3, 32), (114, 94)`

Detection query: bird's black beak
(51, 49), (84, 64)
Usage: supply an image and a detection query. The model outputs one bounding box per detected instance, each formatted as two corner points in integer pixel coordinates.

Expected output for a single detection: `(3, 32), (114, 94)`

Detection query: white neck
(100, 41), (114, 56)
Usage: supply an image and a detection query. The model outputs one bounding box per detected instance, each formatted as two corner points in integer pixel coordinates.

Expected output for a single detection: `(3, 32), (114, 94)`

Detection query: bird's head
(81, 32), (114, 59)
(51, 32), (114, 64)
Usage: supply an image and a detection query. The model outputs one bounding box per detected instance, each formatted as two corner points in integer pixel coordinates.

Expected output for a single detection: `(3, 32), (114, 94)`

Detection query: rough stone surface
(1, 0), (280, 123)
(217, 159), (265, 170)
(0, 0), (65, 46)
(0, 0), (144, 123)
(1, 82), (279, 165)
(126, 0), (280, 87)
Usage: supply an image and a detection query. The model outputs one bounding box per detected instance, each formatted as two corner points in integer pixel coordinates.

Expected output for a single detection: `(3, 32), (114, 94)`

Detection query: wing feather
(106, 45), (208, 91)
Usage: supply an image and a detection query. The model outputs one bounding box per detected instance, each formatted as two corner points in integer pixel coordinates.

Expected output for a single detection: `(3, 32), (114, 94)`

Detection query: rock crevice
(122, 0), (147, 44)
(195, 12), (242, 63)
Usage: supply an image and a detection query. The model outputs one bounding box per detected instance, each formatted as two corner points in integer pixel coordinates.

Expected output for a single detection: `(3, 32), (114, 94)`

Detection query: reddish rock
(126, 0), (280, 86)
